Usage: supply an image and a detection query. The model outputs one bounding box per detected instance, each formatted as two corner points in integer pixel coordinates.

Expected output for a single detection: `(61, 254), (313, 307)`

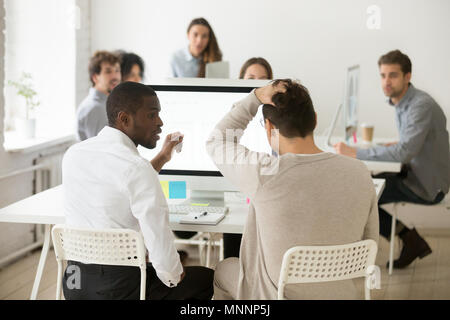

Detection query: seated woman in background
(117, 51), (145, 83)
(239, 57), (273, 80)
(170, 17), (222, 78)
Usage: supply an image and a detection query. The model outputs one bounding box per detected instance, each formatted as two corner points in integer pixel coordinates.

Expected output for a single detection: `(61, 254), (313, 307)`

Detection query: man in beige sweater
(206, 79), (379, 299)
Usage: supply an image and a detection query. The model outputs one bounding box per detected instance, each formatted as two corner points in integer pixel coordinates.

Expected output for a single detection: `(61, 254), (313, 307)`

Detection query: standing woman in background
(239, 57), (273, 80)
(170, 17), (223, 78)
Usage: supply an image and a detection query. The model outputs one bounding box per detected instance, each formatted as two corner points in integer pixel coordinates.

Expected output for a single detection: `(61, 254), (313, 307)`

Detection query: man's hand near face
(333, 142), (357, 158)
(151, 132), (184, 172)
(160, 132), (184, 162)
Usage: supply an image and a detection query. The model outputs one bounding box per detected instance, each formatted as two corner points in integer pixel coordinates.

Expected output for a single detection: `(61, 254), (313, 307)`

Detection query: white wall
(90, 0), (450, 139)
(0, 0), (34, 259)
(75, 0), (92, 108)
(4, 0), (76, 136)
(0, 0), (33, 257)
(0, 0), (77, 261)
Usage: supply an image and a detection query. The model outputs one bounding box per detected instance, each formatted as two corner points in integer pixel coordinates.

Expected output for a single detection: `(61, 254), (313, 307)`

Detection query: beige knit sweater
(206, 91), (379, 299)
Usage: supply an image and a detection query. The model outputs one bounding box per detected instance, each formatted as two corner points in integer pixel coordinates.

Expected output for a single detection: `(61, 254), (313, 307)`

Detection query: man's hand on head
(255, 81), (287, 105)
(333, 142), (357, 158)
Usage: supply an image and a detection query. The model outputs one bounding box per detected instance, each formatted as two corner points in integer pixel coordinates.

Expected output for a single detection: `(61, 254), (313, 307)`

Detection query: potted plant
(8, 72), (40, 139)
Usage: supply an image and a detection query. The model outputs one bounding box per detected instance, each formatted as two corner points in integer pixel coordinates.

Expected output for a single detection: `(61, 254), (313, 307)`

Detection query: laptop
(205, 61), (230, 78)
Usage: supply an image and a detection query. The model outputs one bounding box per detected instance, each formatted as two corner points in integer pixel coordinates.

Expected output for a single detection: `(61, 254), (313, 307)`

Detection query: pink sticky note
(246, 197), (250, 204)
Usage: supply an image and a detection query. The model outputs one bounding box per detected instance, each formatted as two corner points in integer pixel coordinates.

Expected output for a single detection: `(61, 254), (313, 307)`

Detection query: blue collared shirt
(76, 88), (108, 141)
(357, 83), (450, 201)
(170, 46), (201, 78)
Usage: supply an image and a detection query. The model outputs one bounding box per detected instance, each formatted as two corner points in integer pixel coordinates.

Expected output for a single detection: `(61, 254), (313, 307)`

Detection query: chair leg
(365, 286), (371, 300)
(206, 233), (212, 268)
(55, 261), (63, 300)
(140, 267), (146, 300)
(198, 240), (205, 266)
(277, 284), (285, 300)
(219, 236), (224, 261)
(388, 204), (397, 275)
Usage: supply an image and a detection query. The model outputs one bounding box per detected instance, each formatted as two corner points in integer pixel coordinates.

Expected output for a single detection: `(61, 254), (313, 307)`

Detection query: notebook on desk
(179, 212), (226, 225)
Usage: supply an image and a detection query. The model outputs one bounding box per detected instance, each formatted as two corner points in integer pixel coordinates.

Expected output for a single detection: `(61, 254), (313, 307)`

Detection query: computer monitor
(326, 65), (360, 147)
(138, 79), (271, 206)
(343, 65), (360, 144)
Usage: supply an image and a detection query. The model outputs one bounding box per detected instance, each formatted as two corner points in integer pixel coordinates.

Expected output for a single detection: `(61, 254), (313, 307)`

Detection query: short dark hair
(118, 52), (145, 80)
(88, 51), (120, 86)
(262, 79), (316, 138)
(378, 50), (412, 75)
(239, 57), (273, 79)
(106, 82), (157, 126)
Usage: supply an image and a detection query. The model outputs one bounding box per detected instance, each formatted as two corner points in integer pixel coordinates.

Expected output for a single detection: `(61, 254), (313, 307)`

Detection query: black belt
(67, 260), (145, 275)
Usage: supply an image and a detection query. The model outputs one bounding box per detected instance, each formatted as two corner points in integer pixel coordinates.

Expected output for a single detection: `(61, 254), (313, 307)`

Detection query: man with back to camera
(76, 51), (121, 141)
(208, 79), (379, 299)
(62, 82), (214, 300)
(335, 50), (450, 269)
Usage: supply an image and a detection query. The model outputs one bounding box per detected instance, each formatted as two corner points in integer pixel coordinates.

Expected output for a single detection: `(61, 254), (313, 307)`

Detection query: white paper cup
(360, 123), (374, 143)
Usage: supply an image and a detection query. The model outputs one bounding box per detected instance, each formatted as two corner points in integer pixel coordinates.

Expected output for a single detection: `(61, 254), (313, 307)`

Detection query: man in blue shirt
(335, 50), (450, 269)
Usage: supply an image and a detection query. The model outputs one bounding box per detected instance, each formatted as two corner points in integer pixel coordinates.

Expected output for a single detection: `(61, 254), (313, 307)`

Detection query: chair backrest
(277, 239), (378, 299)
(52, 224), (147, 268)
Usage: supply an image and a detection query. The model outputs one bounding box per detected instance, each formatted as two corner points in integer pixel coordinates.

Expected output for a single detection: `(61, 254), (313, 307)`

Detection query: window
(4, 0), (76, 139)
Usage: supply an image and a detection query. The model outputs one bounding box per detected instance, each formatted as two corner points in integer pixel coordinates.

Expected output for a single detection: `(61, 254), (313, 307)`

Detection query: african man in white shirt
(62, 81), (213, 300)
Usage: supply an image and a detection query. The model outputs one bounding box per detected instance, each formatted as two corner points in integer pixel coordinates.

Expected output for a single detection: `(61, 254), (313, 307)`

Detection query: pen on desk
(194, 211), (208, 219)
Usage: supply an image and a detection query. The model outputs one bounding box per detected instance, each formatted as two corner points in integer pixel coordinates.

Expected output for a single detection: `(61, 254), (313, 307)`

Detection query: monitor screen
(137, 85), (272, 176)
(343, 65), (360, 143)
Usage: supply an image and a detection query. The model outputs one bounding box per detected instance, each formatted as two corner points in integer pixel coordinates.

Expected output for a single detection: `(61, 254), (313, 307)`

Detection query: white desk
(315, 135), (401, 173)
(0, 179), (385, 299)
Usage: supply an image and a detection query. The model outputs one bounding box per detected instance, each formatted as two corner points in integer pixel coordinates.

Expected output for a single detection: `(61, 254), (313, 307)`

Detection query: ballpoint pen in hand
(194, 212), (208, 219)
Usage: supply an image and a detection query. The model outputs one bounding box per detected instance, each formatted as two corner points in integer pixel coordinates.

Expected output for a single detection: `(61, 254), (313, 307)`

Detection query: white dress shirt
(62, 126), (183, 287)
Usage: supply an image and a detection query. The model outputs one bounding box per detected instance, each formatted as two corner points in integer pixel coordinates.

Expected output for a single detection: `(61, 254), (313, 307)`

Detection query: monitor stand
(326, 103), (343, 148)
(182, 190), (225, 207)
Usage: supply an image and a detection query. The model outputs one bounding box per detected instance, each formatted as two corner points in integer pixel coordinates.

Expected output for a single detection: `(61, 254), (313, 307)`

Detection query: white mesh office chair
(277, 239), (378, 300)
(51, 225), (147, 300)
(387, 196), (450, 275)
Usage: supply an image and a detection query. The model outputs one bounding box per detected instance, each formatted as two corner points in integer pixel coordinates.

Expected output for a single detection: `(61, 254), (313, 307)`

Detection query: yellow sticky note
(160, 181), (169, 198)
(190, 203), (210, 207)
